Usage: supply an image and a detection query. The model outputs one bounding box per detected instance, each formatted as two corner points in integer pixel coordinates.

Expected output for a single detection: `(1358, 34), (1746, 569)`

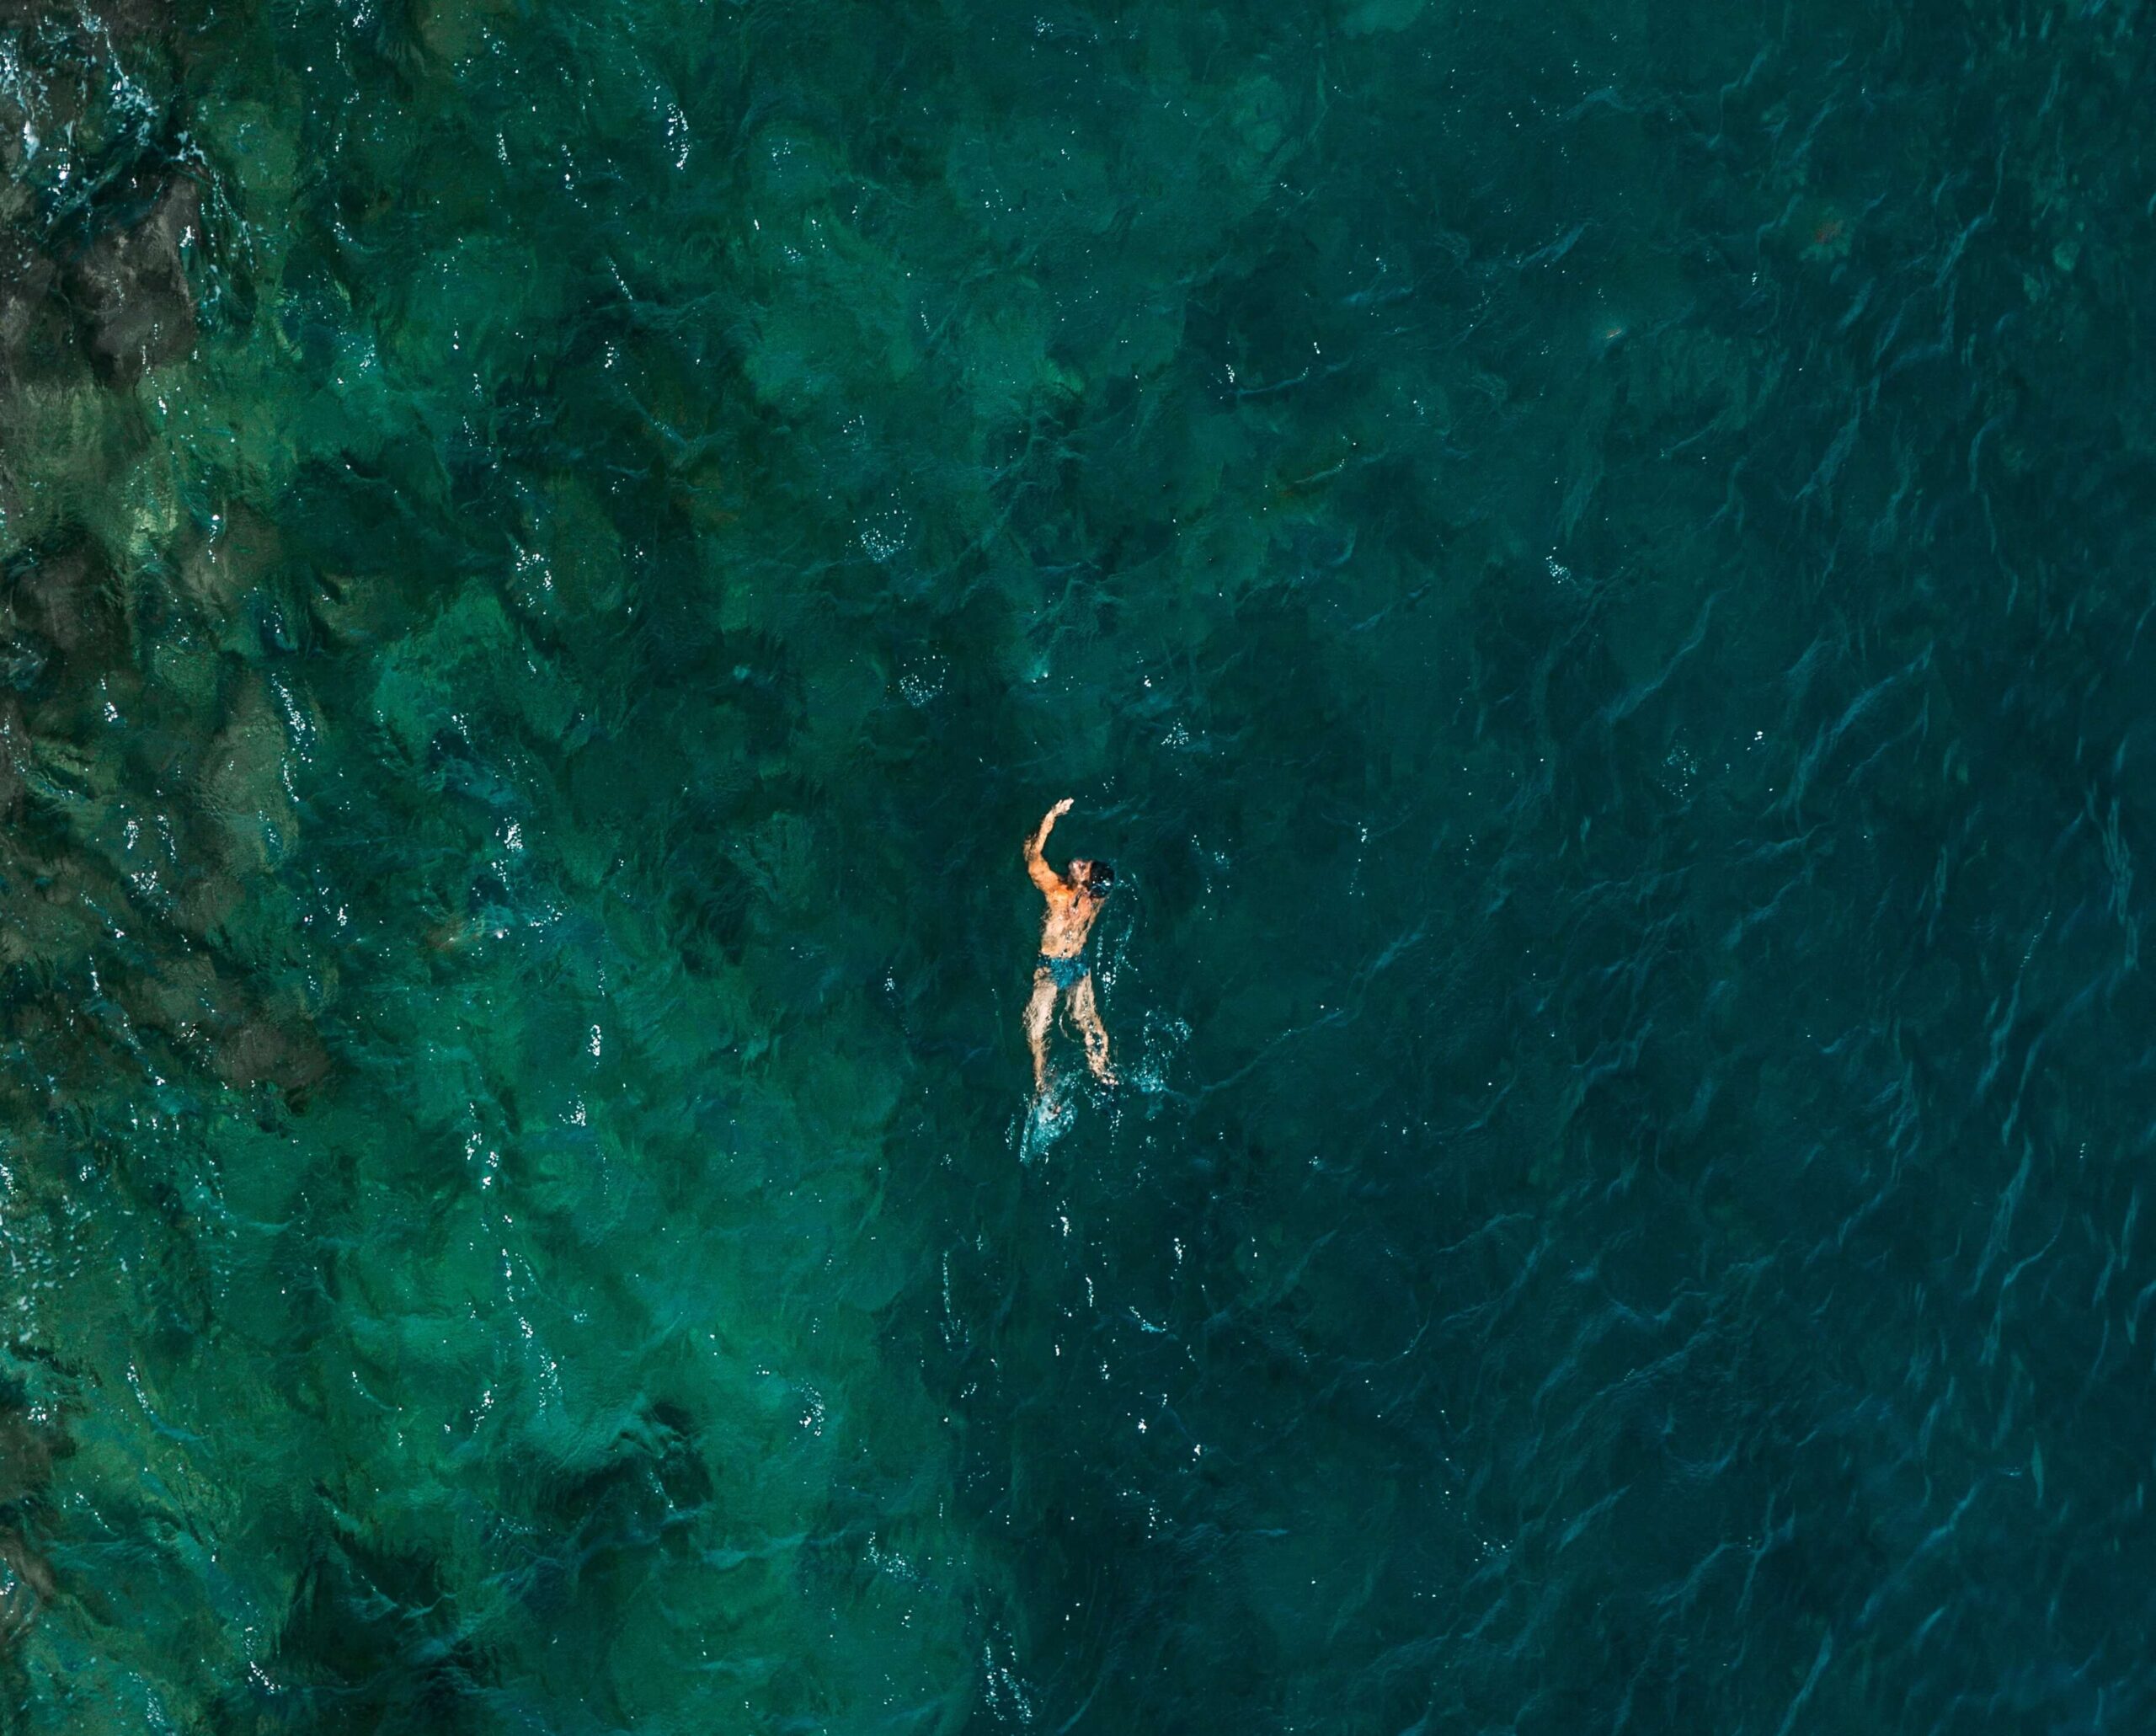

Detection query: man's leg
(1024, 975), (1058, 1094)
(1070, 976), (1116, 1086)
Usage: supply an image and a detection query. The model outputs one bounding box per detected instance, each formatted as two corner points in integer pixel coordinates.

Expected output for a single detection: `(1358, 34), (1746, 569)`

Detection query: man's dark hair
(1084, 862), (1115, 895)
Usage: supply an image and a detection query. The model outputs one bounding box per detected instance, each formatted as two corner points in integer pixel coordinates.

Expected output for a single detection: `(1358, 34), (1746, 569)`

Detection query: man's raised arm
(1025, 798), (1074, 893)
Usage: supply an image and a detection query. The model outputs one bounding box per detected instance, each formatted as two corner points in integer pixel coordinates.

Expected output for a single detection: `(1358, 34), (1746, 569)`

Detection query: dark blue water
(0, 0), (2148, 1728)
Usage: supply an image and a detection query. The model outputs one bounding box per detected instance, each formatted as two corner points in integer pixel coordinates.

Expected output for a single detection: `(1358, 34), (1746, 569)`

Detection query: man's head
(1071, 859), (1115, 899)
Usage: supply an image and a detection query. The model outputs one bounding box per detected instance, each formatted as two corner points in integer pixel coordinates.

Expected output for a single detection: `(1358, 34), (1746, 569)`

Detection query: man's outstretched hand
(1033, 797), (1075, 842)
(1027, 799), (1075, 881)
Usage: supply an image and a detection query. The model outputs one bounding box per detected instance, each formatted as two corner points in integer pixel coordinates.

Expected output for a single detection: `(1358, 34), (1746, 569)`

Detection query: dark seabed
(0, 0), (2149, 1728)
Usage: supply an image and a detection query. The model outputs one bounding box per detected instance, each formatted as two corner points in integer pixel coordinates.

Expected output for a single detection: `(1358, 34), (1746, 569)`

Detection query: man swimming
(1023, 797), (1116, 1092)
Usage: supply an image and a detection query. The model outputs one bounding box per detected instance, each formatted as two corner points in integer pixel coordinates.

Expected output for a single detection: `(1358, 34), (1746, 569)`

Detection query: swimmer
(1022, 798), (1117, 1092)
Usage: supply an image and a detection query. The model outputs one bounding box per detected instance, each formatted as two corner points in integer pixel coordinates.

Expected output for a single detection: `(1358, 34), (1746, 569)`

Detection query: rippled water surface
(0, 0), (2150, 1728)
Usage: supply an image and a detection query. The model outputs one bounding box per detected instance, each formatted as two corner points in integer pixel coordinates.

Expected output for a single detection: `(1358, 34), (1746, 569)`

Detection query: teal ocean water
(0, 0), (2149, 1728)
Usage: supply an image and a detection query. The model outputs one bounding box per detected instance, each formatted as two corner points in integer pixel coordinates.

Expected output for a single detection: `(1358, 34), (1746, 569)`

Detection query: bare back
(1038, 881), (1104, 959)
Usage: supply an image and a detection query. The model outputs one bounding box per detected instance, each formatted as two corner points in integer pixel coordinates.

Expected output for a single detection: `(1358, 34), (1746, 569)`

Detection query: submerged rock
(0, 0), (172, 37)
(0, 229), (64, 372)
(5, 542), (127, 676)
(0, 1531), (54, 1641)
(211, 1007), (331, 1097)
(198, 673), (298, 873)
(120, 942), (334, 1098)
(179, 503), (285, 621)
(0, 1370), (71, 1644)
(66, 176), (200, 386)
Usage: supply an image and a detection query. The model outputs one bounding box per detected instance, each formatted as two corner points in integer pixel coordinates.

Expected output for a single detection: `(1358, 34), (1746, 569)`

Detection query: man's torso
(1038, 887), (1099, 960)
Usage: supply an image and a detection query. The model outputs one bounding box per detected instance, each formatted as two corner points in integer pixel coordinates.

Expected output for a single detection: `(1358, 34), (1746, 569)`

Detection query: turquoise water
(0, 0), (2150, 1728)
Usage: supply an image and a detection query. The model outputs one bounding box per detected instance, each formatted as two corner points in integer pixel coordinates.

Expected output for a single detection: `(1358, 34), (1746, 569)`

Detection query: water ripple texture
(0, 0), (2146, 1730)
